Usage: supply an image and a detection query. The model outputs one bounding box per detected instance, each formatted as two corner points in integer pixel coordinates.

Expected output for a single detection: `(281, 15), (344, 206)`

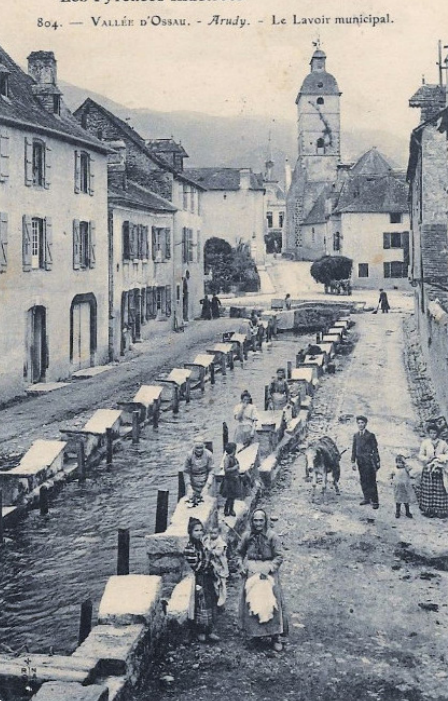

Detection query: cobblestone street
(135, 304), (448, 701)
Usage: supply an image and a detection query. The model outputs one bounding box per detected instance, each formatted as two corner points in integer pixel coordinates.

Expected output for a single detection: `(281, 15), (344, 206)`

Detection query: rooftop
(186, 167), (265, 191)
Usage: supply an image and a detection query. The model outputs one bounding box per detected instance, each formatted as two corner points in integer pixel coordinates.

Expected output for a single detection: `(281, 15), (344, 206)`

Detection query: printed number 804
(37, 18), (61, 30)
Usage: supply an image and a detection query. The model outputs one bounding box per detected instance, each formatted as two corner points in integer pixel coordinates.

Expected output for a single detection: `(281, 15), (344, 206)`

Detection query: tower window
(316, 138), (325, 155)
(317, 97), (324, 105)
(317, 82), (324, 88)
(266, 211), (273, 228)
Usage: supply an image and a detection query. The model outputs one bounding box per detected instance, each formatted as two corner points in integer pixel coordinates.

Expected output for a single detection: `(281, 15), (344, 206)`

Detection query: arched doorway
(70, 294), (97, 370)
(182, 271), (190, 322)
(27, 306), (47, 384)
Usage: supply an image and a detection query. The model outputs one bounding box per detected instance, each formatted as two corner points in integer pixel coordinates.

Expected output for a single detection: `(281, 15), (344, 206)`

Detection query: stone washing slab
(33, 682), (108, 701)
(26, 382), (70, 395)
(83, 410), (122, 435)
(19, 440), (66, 477)
(72, 366), (112, 379)
(166, 574), (195, 626)
(0, 440), (67, 506)
(72, 625), (145, 677)
(98, 575), (161, 626)
(166, 368), (192, 385)
(132, 385), (163, 407)
(0, 653), (100, 685)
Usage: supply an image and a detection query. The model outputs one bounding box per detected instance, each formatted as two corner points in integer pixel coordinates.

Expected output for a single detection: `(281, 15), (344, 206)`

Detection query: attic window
(390, 212), (402, 224)
(317, 97), (324, 105)
(0, 72), (9, 98)
(53, 95), (61, 115)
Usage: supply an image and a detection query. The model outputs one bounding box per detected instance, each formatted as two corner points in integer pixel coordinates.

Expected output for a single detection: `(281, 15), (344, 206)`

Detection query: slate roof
(74, 98), (204, 189)
(297, 71), (340, 100)
(302, 186), (329, 225)
(0, 46), (108, 153)
(146, 138), (188, 157)
(186, 167), (265, 191)
(335, 173), (409, 214)
(409, 84), (445, 110)
(109, 179), (177, 213)
(350, 148), (394, 177)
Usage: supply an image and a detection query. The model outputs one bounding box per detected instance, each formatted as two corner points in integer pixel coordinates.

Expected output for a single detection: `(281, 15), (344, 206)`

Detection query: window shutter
(74, 150), (81, 193)
(123, 221), (130, 260)
(73, 219), (80, 270)
(197, 229), (201, 263)
(131, 224), (138, 261)
(166, 285), (172, 317)
(188, 228), (193, 262)
(89, 221), (96, 268)
(24, 138), (33, 187)
(89, 155), (95, 196)
(182, 227), (187, 263)
(152, 226), (157, 261)
(22, 215), (32, 271)
(165, 228), (171, 260)
(44, 217), (53, 270)
(143, 226), (149, 260)
(44, 144), (52, 190)
(0, 131), (10, 182)
(0, 212), (8, 272)
(383, 233), (391, 249)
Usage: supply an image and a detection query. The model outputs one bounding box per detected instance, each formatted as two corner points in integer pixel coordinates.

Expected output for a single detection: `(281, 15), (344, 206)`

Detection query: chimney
(107, 140), (127, 190)
(284, 158), (292, 192)
(239, 168), (252, 190)
(27, 51), (62, 114)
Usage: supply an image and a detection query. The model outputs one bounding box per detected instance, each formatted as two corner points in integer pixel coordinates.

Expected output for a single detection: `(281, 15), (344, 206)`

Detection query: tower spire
(265, 130), (274, 181)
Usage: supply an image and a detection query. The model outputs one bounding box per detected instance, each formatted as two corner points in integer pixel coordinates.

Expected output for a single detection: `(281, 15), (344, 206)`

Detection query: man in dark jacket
(351, 415), (381, 508)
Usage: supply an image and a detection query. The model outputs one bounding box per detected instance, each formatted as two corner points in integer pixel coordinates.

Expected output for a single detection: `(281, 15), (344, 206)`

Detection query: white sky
(2, 0), (448, 138)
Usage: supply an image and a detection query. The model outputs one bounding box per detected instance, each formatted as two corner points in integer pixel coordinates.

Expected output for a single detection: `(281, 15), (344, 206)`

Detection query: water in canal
(0, 333), (311, 654)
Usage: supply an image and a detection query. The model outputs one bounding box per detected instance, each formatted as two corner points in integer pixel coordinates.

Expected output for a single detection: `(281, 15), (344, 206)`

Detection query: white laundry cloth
(245, 573), (278, 623)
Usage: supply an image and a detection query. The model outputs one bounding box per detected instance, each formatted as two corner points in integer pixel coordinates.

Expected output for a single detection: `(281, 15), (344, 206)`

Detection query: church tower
(284, 45), (342, 259)
(296, 46), (341, 181)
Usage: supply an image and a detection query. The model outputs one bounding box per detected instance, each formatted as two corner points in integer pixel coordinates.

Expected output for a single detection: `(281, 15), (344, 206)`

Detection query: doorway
(29, 306), (47, 384)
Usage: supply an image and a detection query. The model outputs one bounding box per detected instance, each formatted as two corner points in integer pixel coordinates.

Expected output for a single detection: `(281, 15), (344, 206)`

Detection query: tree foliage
(204, 237), (260, 294)
(310, 256), (353, 286)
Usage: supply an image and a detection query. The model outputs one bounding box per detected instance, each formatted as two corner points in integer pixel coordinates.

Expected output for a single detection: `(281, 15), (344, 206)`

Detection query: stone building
(407, 79), (448, 414)
(0, 46), (109, 403)
(263, 152), (286, 254)
(185, 167), (266, 265)
(284, 46), (341, 260)
(74, 99), (205, 333)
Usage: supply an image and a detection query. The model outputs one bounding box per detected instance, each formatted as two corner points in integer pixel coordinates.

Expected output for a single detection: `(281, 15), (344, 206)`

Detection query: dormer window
(0, 72), (9, 98)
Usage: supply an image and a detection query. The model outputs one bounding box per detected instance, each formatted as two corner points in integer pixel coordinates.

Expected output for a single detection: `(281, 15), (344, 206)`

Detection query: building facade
(185, 167), (266, 264)
(0, 47), (109, 403)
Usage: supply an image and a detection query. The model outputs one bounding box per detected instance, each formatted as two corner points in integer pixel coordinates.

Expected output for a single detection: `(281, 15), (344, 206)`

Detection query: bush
(310, 256), (353, 287)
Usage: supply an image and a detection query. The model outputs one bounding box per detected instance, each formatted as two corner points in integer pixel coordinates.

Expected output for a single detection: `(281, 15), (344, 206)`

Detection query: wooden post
(223, 422), (229, 451)
(173, 385), (180, 414)
(40, 486), (49, 516)
(316, 331), (322, 344)
(200, 369), (205, 393)
(0, 489), (3, 546)
(185, 378), (191, 404)
(106, 428), (114, 466)
(78, 599), (93, 646)
(264, 384), (269, 410)
(221, 354), (227, 376)
(266, 323), (271, 343)
(229, 352), (234, 371)
(177, 471), (186, 502)
(287, 361), (292, 380)
(210, 362), (215, 385)
(77, 440), (86, 482)
(117, 528), (130, 575)
(155, 490), (169, 533)
(153, 402), (159, 430)
(132, 410), (140, 444)
(243, 340), (248, 360)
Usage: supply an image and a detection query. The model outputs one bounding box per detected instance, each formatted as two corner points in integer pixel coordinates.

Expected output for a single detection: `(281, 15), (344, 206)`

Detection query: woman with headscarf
(418, 422), (448, 518)
(233, 390), (258, 447)
(268, 368), (290, 411)
(237, 508), (287, 652)
(184, 517), (220, 643)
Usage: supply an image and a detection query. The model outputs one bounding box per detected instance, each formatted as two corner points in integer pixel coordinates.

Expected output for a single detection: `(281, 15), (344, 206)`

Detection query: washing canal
(0, 331), (313, 655)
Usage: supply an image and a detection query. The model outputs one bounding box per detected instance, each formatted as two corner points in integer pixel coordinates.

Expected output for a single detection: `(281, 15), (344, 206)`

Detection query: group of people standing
(184, 508), (287, 651)
(200, 294), (222, 320)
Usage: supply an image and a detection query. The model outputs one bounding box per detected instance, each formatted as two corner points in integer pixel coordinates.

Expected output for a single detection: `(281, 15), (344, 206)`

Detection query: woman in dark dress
(184, 517), (220, 642)
(200, 295), (212, 320)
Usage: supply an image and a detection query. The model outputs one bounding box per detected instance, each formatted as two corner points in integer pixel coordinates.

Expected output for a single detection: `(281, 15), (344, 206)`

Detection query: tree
(310, 255), (353, 288)
(203, 237), (260, 294)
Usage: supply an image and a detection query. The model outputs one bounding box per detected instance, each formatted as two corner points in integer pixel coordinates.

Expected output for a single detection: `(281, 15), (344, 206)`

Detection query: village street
(135, 285), (448, 701)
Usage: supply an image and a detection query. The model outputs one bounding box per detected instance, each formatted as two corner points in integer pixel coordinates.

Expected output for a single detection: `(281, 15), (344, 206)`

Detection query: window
(0, 72), (9, 98)
(383, 232), (405, 249)
(190, 188), (195, 213)
(266, 211), (273, 228)
(279, 212), (284, 228)
(182, 227), (194, 263)
(123, 221), (131, 261)
(25, 138), (51, 189)
(23, 217), (52, 271)
(317, 97), (324, 105)
(384, 261), (407, 278)
(333, 231), (341, 252)
(390, 213), (402, 224)
(73, 219), (96, 270)
(32, 141), (45, 187)
(152, 227), (171, 262)
(74, 150), (94, 195)
(316, 138), (325, 155)
(358, 263), (369, 278)
(53, 95), (61, 116)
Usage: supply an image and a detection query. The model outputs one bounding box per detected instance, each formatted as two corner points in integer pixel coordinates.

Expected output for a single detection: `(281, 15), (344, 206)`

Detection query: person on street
(184, 438), (214, 506)
(220, 442), (241, 517)
(238, 508), (288, 652)
(203, 525), (229, 610)
(184, 517), (220, 643)
(417, 423), (448, 518)
(378, 289), (390, 313)
(200, 294), (212, 320)
(268, 368), (290, 411)
(390, 454), (415, 519)
(233, 391), (258, 447)
(284, 294), (292, 310)
(211, 294), (222, 319)
(351, 415), (381, 509)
